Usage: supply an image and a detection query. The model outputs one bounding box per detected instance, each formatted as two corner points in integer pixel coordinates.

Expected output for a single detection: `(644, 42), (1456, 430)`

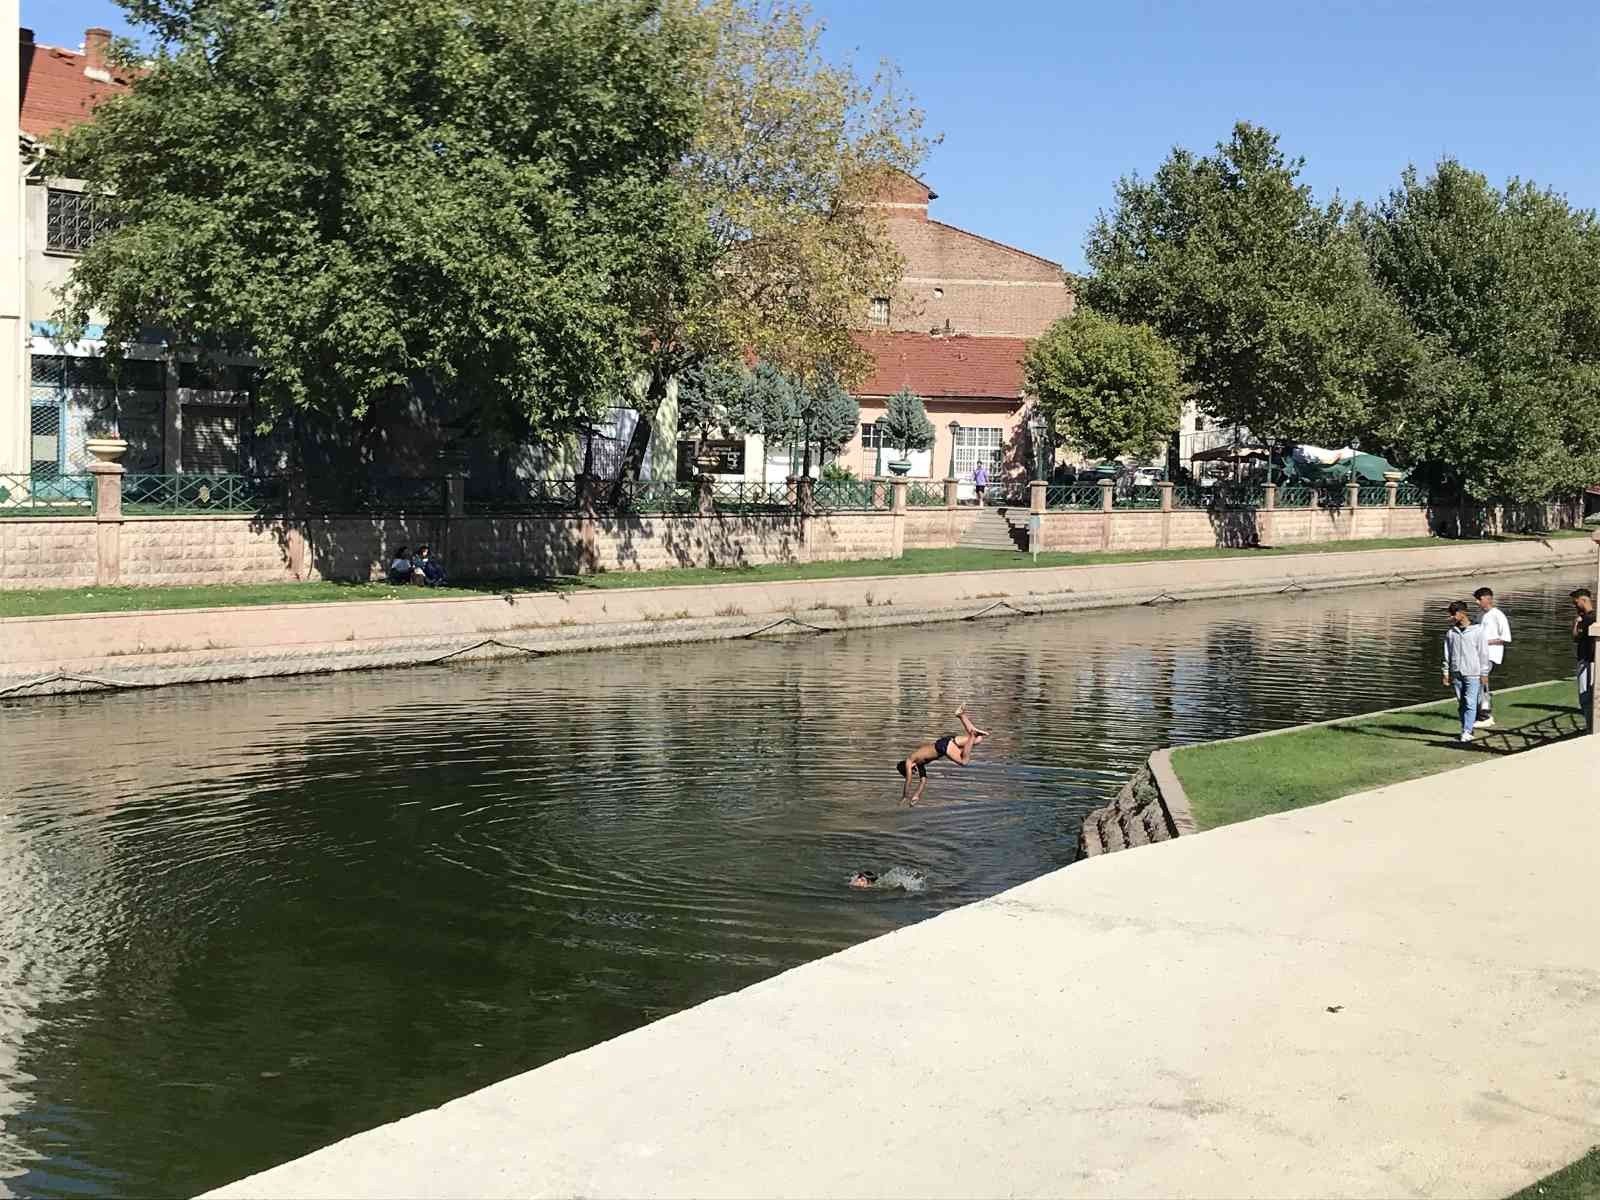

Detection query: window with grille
(46, 189), (111, 254)
(868, 297), (890, 327)
(953, 426), (1004, 479)
(860, 421), (885, 449)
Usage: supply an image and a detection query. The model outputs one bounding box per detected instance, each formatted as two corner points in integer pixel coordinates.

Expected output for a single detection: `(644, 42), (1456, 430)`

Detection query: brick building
(842, 173), (1073, 489)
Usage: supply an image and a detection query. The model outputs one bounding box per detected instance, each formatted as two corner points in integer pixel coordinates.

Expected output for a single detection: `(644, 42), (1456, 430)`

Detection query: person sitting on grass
(387, 546), (415, 585)
(896, 705), (989, 805)
(414, 544), (446, 587)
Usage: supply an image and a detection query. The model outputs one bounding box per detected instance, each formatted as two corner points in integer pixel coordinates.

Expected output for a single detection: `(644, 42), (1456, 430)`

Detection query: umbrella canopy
(1191, 444), (1269, 463)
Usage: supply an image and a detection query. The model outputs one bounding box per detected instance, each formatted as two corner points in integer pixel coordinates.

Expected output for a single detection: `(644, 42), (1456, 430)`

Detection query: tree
(614, 0), (930, 481)
(1360, 161), (1600, 500)
(674, 358), (749, 442)
(1024, 310), (1186, 461)
(879, 388), (934, 464)
(54, 0), (704, 453)
(799, 369), (861, 475)
(1082, 123), (1417, 448)
(724, 361), (796, 483)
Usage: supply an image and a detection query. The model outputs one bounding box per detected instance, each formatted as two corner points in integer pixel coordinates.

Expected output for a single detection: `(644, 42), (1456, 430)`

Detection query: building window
(46, 188), (111, 254)
(953, 426), (1005, 479)
(868, 297), (890, 327)
(861, 421), (886, 450)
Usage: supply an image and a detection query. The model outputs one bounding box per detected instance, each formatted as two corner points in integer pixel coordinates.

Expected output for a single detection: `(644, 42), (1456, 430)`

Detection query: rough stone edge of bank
(1077, 679), (1575, 859)
(1, 543), (1590, 702)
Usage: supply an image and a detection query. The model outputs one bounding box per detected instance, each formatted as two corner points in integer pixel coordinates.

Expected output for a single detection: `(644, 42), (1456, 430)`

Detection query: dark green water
(0, 567), (1588, 1197)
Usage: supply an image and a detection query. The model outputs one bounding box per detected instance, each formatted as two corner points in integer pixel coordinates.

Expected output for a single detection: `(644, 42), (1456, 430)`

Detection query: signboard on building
(676, 439), (746, 481)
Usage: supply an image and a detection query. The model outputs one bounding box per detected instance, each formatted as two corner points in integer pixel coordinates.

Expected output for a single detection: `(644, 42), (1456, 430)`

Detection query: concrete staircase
(957, 505), (1026, 552)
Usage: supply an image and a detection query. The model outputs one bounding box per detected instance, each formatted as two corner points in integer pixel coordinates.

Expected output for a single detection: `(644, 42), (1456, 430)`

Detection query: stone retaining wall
(0, 497), (1582, 591)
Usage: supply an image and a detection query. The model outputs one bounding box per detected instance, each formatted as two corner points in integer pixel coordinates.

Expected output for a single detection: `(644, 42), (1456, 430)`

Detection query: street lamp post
(801, 403), (815, 478)
(1028, 409), (1048, 481)
(947, 420), (961, 482)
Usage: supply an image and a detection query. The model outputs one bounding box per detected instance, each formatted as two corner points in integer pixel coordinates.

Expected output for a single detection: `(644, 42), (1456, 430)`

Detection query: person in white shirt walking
(1473, 586), (1511, 726)
(1442, 601), (1490, 744)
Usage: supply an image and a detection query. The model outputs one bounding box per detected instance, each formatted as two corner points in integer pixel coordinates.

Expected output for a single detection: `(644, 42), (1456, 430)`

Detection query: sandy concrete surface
(205, 738), (1600, 1200)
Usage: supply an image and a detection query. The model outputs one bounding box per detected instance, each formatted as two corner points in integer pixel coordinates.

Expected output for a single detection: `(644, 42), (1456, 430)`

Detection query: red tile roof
(853, 332), (1029, 400)
(19, 38), (131, 139)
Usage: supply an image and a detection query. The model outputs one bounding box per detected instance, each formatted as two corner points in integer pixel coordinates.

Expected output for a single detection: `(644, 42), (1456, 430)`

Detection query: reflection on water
(0, 568), (1588, 1197)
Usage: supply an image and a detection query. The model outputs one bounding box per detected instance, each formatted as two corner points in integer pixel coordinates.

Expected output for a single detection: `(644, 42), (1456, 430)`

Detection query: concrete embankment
(2, 538), (1590, 699)
(205, 737), (1600, 1199)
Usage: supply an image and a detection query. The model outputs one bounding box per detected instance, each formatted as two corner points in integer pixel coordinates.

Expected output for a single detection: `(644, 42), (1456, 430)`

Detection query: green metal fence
(0, 472), (95, 516)
(1395, 484), (1428, 506)
(812, 479), (881, 510)
(1274, 486), (1315, 509)
(123, 473), (286, 514)
(1046, 484), (1103, 510)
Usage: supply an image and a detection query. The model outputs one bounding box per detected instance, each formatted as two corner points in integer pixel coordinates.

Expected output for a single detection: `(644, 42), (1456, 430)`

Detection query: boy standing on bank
(1443, 601), (1490, 744)
(1473, 586), (1512, 727)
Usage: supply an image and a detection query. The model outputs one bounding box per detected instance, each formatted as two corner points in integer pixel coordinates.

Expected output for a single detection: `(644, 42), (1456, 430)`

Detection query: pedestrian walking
(1572, 588), (1595, 732)
(973, 462), (989, 507)
(1472, 586), (1511, 726)
(1441, 601), (1490, 744)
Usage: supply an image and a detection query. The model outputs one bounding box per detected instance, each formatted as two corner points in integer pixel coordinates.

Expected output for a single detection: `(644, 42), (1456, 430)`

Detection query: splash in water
(848, 867), (927, 892)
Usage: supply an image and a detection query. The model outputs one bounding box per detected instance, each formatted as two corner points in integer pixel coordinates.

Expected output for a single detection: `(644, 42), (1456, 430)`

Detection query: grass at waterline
(1509, 1146), (1600, 1199)
(0, 531), (1587, 619)
(1171, 680), (1583, 830)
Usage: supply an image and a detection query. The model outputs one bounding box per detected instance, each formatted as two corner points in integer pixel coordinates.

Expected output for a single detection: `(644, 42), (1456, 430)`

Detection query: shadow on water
(0, 567), (1590, 1197)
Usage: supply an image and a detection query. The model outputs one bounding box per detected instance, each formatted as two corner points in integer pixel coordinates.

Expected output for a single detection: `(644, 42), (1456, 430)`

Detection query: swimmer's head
(849, 871), (878, 889)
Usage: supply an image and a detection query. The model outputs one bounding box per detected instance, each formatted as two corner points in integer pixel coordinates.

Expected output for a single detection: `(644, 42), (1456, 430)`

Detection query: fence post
(575, 473), (600, 573)
(1098, 479), (1115, 551)
(697, 474), (715, 516)
(890, 477), (907, 559)
(285, 468), (310, 579)
(796, 475), (815, 517)
(1384, 475), (1399, 539)
(1259, 482), (1277, 548)
(944, 476), (959, 509)
(1345, 480), (1361, 540)
(440, 472), (465, 574)
(1031, 479), (1047, 514)
(86, 437), (127, 586)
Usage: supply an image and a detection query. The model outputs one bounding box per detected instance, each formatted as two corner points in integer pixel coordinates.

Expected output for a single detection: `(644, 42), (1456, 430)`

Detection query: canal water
(0, 566), (1589, 1197)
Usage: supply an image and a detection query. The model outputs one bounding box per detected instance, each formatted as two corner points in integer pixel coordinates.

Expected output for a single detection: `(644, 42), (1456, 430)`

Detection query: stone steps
(958, 507), (1025, 552)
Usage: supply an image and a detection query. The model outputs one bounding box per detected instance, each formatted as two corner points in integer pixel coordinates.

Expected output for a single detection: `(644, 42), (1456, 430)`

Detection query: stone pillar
(1158, 481), (1175, 514)
(285, 469), (310, 579)
(1030, 480), (1047, 514)
(441, 472), (465, 571)
(1260, 482), (1277, 548)
(1345, 480), (1361, 540)
(1385, 478), (1399, 538)
(1099, 479), (1115, 551)
(944, 477), (959, 508)
(576, 473), (600, 573)
(87, 437), (128, 586)
(890, 477), (907, 559)
(697, 474), (715, 517)
(796, 475), (815, 517)
(1158, 480), (1175, 550)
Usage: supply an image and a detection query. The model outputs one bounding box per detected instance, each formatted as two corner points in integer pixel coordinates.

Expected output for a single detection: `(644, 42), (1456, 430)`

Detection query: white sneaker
(1477, 716), (1494, 727)
(1459, 731), (1474, 744)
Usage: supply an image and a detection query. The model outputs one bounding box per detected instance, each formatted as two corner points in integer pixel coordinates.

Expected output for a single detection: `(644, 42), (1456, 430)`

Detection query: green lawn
(1171, 681), (1583, 830)
(1510, 1148), (1600, 1200)
(0, 531), (1585, 620)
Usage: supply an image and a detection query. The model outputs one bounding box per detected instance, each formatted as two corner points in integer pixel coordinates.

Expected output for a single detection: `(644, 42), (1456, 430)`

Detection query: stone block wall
(0, 519), (97, 588)
(807, 511), (898, 562)
(121, 517), (296, 586)
(592, 514), (809, 572)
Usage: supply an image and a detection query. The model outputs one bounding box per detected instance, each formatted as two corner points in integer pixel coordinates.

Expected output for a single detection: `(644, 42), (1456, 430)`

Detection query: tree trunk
(612, 367), (670, 503)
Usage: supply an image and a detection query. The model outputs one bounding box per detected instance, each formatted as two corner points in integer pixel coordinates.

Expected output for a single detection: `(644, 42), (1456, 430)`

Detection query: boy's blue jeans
(1452, 674), (1482, 736)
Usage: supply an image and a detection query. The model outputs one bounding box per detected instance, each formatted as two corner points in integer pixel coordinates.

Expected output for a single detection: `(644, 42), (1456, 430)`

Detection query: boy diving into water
(896, 705), (989, 805)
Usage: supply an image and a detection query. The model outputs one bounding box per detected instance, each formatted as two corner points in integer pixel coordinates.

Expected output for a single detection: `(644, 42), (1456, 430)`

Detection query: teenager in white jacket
(1473, 587), (1512, 726)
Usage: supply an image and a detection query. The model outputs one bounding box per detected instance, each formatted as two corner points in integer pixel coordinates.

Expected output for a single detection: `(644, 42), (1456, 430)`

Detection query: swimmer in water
(848, 868), (926, 892)
(896, 705), (988, 805)
(848, 871), (879, 889)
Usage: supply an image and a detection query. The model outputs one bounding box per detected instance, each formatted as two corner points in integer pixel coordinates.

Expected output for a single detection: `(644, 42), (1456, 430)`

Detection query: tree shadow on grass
(1330, 712), (1582, 757)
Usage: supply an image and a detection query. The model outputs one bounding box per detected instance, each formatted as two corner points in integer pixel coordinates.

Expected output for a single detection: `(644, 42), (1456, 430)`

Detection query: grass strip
(1171, 681), (1582, 830)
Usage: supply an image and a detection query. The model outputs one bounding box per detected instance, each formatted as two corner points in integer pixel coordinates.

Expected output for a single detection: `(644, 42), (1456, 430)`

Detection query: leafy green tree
(1360, 161), (1600, 500)
(879, 388), (934, 464)
(1083, 122), (1417, 447)
(615, 0), (929, 480)
(55, 0), (704, 452)
(1024, 310), (1186, 461)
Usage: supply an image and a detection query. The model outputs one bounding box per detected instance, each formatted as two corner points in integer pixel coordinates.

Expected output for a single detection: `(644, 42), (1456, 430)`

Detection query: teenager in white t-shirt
(1473, 586), (1512, 726)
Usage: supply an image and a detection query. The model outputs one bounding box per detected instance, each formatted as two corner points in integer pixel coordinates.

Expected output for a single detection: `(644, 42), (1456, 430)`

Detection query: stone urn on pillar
(84, 437), (129, 518)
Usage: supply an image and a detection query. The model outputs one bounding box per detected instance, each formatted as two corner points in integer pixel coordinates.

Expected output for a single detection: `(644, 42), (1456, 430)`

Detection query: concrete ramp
(206, 738), (1600, 1200)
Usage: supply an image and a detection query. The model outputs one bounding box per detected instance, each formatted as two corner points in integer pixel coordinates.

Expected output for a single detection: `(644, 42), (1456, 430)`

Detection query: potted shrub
(879, 388), (934, 476)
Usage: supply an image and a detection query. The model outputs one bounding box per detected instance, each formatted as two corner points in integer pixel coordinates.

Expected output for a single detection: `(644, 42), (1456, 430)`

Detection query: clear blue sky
(27, 0), (1599, 272)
